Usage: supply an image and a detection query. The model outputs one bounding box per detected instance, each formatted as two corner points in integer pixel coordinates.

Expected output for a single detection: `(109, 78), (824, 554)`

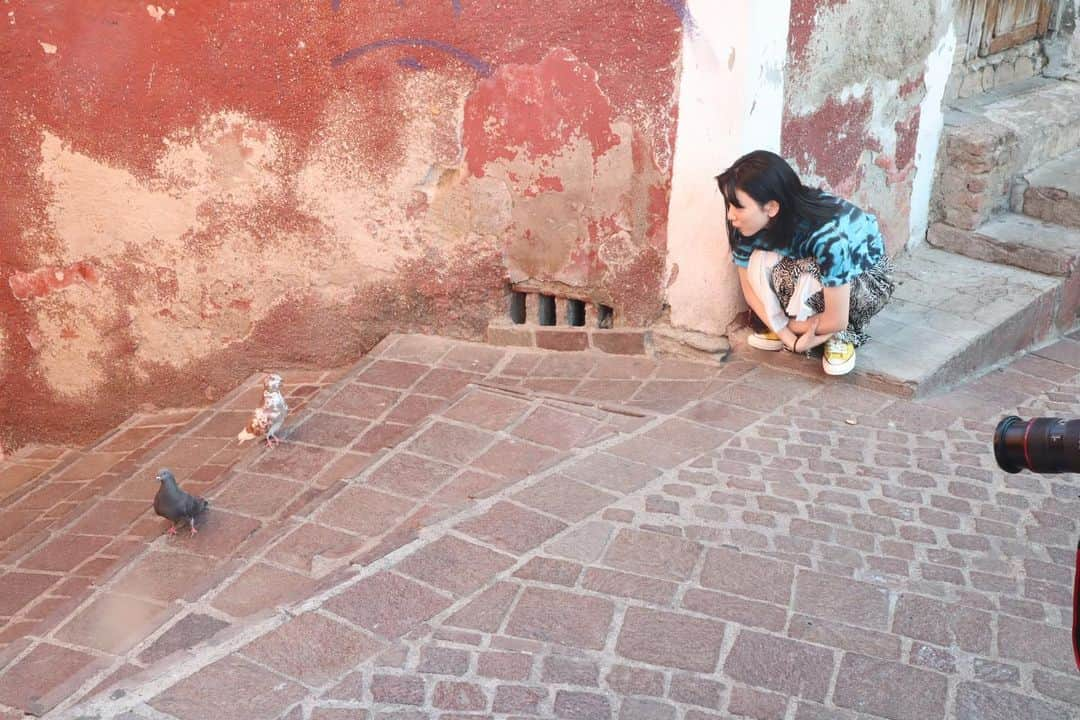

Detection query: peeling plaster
(460, 48), (670, 322)
(296, 69), (474, 278)
(787, 0), (939, 114)
(908, 18), (955, 247)
(36, 121), (348, 376)
(781, 0), (950, 257)
(156, 112), (285, 206)
(40, 130), (197, 262)
(9, 262), (98, 301)
(146, 5), (175, 21)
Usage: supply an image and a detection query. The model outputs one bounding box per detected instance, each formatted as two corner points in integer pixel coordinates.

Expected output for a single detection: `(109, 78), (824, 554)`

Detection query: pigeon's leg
(189, 516), (199, 535)
(167, 524), (178, 536)
(266, 433), (280, 449)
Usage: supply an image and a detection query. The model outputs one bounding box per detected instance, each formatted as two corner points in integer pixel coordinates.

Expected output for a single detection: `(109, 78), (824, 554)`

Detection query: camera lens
(994, 416), (1080, 474)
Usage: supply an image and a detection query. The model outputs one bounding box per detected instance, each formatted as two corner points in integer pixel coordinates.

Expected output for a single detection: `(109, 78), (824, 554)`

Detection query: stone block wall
(944, 40), (1047, 101)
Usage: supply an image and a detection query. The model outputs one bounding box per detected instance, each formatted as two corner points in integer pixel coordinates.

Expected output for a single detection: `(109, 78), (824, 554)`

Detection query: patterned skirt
(770, 255), (895, 347)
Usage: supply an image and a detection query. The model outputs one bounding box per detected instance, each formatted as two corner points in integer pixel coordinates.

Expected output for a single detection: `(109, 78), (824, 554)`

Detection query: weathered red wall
(781, 0), (936, 255)
(0, 1), (682, 451)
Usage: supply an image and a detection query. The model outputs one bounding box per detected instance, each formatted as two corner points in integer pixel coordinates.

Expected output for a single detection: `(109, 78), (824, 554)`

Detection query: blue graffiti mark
(332, 37), (493, 76)
(661, 0), (696, 34)
(332, 0), (342, 10)
(397, 56), (425, 70)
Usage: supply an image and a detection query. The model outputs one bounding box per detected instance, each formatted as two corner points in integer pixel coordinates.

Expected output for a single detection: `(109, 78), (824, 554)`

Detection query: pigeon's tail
(237, 428), (256, 442)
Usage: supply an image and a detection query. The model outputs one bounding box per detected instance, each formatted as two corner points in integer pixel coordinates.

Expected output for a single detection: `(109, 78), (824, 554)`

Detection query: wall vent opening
(538, 294), (557, 326)
(509, 291), (527, 324)
(597, 304), (614, 329)
(566, 299), (586, 327)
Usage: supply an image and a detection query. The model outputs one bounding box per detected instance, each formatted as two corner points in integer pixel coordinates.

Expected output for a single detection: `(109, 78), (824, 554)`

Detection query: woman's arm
(817, 284), (851, 335)
(793, 284), (851, 352)
(737, 266), (797, 349)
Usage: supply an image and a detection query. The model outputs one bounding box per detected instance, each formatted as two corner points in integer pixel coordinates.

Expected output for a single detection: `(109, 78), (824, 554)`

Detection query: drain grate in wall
(597, 304), (613, 329)
(566, 299), (585, 327)
(538, 294), (556, 326)
(509, 291), (526, 324)
(508, 286), (615, 329)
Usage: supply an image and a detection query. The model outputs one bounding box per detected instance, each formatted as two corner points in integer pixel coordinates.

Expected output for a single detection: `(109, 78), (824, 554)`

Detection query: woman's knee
(748, 249), (780, 266)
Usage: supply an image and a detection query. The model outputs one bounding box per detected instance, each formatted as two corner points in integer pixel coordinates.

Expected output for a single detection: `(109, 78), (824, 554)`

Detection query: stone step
(935, 77), (1080, 230)
(927, 214), (1080, 276)
(853, 245), (1066, 397)
(1020, 148), (1080, 230)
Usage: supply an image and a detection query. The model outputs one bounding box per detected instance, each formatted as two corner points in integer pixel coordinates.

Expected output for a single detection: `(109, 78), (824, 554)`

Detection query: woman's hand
(776, 326), (799, 352)
(787, 317), (816, 335)
(795, 330), (830, 353)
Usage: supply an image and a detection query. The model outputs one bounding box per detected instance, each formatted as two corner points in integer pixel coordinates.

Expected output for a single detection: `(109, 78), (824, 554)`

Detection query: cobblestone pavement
(2, 333), (1080, 720)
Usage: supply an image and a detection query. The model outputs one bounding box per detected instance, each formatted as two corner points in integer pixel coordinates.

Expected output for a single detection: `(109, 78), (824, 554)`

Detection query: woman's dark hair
(714, 150), (840, 245)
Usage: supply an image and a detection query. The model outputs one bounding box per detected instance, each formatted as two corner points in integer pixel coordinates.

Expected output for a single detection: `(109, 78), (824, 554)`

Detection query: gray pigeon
(153, 468), (209, 535)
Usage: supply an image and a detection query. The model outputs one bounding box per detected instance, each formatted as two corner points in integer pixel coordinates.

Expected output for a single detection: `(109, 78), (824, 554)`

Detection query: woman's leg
(746, 250), (793, 334)
(769, 257), (828, 351)
(842, 256), (895, 346)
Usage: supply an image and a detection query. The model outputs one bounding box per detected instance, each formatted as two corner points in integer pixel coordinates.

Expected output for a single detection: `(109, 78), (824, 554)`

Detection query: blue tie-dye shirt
(730, 195), (886, 287)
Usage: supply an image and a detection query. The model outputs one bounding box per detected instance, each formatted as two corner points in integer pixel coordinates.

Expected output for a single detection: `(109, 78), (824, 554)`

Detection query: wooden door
(954, 0), (1054, 60)
(981, 0), (1053, 54)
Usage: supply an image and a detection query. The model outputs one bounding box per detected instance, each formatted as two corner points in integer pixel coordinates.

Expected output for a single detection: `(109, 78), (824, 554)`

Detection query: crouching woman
(715, 150), (895, 376)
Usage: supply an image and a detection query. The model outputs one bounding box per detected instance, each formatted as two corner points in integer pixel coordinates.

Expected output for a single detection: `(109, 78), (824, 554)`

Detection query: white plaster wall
(1065, 1), (1080, 68)
(665, 0), (790, 335)
(909, 9), (956, 248)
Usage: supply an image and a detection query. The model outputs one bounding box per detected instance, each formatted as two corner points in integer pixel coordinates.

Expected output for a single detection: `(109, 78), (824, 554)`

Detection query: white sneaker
(747, 330), (784, 351)
(822, 337), (856, 376)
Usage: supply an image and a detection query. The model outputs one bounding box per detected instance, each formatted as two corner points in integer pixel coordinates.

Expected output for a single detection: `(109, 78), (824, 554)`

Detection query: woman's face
(727, 189), (778, 236)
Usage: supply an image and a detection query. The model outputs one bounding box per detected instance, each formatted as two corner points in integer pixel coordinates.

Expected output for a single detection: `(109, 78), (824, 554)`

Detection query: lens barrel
(994, 416), (1080, 474)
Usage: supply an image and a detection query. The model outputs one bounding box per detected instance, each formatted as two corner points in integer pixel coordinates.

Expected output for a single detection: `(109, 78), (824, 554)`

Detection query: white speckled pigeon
(237, 373), (289, 448)
(153, 468), (209, 535)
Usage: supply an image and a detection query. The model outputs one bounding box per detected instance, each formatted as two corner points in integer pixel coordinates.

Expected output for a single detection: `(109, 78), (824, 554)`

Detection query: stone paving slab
(31, 333), (1080, 720)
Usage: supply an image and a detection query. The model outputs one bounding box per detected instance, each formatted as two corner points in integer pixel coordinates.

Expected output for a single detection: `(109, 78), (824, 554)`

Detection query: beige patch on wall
(503, 138), (594, 281)
(295, 70), (475, 277)
(155, 111), (284, 204)
(500, 121), (660, 283)
(34, 113), (347, 376)
(30, 285), (110, 397)
(40, 131), (198, 263)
